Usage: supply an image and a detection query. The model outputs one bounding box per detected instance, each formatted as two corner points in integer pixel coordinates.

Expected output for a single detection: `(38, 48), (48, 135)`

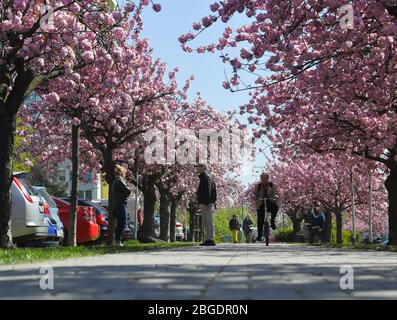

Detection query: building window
(85, 190), (93, 201)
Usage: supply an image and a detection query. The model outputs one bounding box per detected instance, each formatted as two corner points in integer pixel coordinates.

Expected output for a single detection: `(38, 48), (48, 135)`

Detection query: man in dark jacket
(195, 163), (217, 246)
(229, 215), (241, 243)
(112, 165), (131, 246)
(253, 172), (279, 242)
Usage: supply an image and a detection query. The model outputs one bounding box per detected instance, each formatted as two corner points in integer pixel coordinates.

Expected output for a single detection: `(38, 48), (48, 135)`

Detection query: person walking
(243, 214), (254, 243)
(195, 163), (217, 246)
(253, 172), (279, 242)
(229, 215), (241, 243)
(111, 165), (131, 246)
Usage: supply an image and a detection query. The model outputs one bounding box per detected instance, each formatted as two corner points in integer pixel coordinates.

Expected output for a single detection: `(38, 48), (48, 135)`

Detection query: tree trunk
(292, 218), (301, 240)
(0, 112), (16, 248)
(170, 198), (177, 242)
(324, 210), (332, 243)
(188, 204), (196, 242)
(140, 177), (157, 243)
(385, 166), (397, 245)
(68, 125), (79, 247)
(335, 211), (343, 244)
(159, 190), (170, 242)
(0, 63), (50, 248)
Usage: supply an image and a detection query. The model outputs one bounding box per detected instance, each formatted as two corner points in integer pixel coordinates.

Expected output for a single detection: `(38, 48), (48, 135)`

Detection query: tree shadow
(0, 259), (396, 300)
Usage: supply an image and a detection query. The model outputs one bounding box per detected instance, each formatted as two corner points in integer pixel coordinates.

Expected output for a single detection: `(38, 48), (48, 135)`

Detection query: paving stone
(1, 243), (397, 299)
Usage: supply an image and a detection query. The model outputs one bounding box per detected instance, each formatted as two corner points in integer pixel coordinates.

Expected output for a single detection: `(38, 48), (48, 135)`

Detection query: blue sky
(139, 1), (268, 185)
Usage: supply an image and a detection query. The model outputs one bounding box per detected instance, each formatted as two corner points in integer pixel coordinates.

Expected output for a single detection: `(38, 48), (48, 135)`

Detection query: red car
(53, 197), (100, 245)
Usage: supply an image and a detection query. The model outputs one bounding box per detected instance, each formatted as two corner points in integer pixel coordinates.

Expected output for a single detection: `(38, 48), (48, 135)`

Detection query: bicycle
(258, 198), (271, 246)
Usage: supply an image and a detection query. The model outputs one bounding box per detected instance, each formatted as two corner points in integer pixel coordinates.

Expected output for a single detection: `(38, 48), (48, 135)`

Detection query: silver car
(175, 221), (185, 241)
(33, 186), (64, 244)
(154, 215), (184, 241)
(11, 173), (49, 245)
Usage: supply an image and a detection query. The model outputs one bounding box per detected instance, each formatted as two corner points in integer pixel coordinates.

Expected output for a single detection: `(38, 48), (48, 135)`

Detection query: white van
(11, 173), (49, 245)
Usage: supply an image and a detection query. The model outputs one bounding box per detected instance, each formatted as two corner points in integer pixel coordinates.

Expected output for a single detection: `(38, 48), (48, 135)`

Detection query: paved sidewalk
(0, 243), (396, 299)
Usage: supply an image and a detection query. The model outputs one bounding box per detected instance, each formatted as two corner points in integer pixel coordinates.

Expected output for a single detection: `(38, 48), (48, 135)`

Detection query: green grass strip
(0, 241), (198, 265)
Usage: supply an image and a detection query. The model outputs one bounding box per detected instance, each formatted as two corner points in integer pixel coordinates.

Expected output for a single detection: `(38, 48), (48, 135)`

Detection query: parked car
(96, 199), (109, 211)
(53, 197), (100, 245)
(154, 215), (185, 241)
(10, 173), (62, 246)
(33, 186), (64, 244)
(175, 221), (184, 241)
(60, 198), (109, 242)
(94, 199), (142, 241)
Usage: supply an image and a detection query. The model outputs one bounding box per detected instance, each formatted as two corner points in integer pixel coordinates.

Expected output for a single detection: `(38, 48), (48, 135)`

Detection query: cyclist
(253, 172), (279, 242)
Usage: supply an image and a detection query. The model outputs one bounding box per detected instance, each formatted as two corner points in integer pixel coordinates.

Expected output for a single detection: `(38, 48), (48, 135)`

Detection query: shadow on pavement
(0, 260), (396, 300)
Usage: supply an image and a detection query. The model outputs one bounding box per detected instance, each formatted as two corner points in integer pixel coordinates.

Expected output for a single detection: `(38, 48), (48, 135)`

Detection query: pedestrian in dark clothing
(229, 215), (241, 243)
(253, 172), (279, 242)
(195, 163), (217, 246)
(243, 214), (254, 243)
(308, 210), (326, 228)
(111, 165), (131, 246)
(307, 201), (326, 244)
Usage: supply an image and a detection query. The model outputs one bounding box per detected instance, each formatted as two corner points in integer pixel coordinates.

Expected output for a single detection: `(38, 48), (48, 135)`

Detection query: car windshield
(89, 203), (108, 215)
(61, 198), (108, 215)
(33, 188), (58, 208)
(17, 178), (36, 196)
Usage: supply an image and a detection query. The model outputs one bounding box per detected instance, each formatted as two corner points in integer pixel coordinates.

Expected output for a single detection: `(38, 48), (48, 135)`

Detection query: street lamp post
(368, 170), (373, 244)
(228, 200), (231, 243)
(183, 205), (187, 241)
(350, 172), (356, 244)
(134, 159), (139, 241)
(241, 201), (244, 244)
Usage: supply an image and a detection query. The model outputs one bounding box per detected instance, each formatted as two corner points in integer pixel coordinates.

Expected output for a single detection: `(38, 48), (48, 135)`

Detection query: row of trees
(270, 154), (388, 243)
(242, 153), (389, 244)
(1, 0), (140, 248)
(1, 0), (245, 248)
(182, 0), (397, 244)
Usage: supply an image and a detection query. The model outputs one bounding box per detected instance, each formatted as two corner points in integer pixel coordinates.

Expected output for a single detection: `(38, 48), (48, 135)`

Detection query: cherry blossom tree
(13, 1), (165, 245)
(120, 95), (245, 242)
(269, 154), (388, 243)
(182, 0), (397, 244)
(0, 0), (149, 248)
